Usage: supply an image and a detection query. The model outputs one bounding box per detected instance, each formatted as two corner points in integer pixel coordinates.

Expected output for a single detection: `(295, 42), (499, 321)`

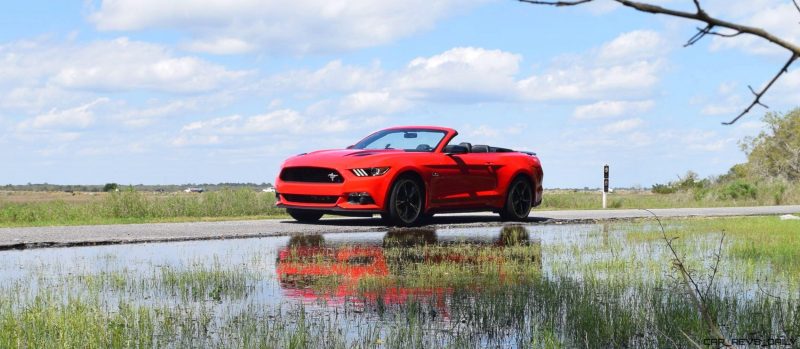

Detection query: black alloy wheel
(287, 208), (324, 223)
(385, 177), (424, 226)
(500, 177), (533, 221)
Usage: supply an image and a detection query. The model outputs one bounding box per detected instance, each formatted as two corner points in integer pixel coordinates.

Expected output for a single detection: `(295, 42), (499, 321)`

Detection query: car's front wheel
(287, 209), (324, 223)
(500, 176), (533, 221)
(384, 176), (424, 227)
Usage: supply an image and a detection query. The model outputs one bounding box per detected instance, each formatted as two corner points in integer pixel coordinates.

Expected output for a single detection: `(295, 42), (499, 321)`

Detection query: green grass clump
(624, 217), (800, 276)
(0, 296), (158, 349)
(159, 263), (254, 302)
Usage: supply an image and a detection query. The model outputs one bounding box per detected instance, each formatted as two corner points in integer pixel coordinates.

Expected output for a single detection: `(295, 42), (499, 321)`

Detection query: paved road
(1, 205), (798, 250)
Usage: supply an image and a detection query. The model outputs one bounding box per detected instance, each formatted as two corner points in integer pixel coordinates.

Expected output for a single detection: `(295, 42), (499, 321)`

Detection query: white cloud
(88, 0), (486, 54)
(774, 69), (800, 104)
(678, 130), (731, 152)
(181, 37), (255, 55)
(0, 85), (84, 113)
(0, 37), (248, 94)
(700, 82), (745, 116)
(338, 91), (409, 115)
(242, 109), (306, 133)
(600, 118), (644, 133)
(173, 109), (354, 147)
(172, 134), (222, 147)
(707, 1), (800, 56)
(257, 31), (668, 107)
(18, 98), (108, 130)
(465, 125), (500, 138)
(518, 60), (662, 101)
(461, 123), (528, 140)
(180, 115), (242, 133)
(573, 100), (655, 119)
(597, 30), (668, 64)
(397, 47), (521, 102)
(116, 99), (199, 127)
(278, 30), (667, 107)
(268, 60), (383, 94)
(51, 38), (248, 92)
(517, 30), (667, 101)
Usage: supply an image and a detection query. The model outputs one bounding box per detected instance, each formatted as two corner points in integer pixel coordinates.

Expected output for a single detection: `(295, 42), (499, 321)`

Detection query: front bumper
(275, 172), (392, 213)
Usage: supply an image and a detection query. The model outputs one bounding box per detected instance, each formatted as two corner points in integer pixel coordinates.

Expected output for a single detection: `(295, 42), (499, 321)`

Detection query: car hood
(281, 149), (406, 168)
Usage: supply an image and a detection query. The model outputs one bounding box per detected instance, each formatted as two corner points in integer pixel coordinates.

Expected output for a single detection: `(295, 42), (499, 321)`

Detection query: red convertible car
(275, 126), (543, 226)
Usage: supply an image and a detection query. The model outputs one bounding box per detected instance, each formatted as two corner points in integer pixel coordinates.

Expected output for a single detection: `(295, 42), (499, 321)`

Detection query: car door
(453, 152), (499, 203)
(426, 153), (471, 208)
(427, 152), (498, 208)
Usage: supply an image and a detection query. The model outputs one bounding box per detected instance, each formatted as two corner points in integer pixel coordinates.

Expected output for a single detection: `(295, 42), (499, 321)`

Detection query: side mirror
(346, 145), (355, 149)
(443, 144), (468, 155)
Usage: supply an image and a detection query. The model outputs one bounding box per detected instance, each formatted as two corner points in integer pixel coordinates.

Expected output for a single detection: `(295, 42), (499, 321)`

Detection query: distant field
(2, 188), (799, 228)
(0, 189), (285, 227)
(540, 189), (800, 210)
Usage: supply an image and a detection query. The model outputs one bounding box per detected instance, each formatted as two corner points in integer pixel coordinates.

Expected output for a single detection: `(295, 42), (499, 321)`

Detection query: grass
(624, 216), (800, 277)
(0, 189), (286, 227)
(2, 218), (799, 347)
(539, 188), (800, 210)
(3, 187), (799, 228)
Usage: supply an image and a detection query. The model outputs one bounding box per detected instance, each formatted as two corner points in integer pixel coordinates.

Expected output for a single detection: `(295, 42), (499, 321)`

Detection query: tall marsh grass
(1, 221), (800, 347)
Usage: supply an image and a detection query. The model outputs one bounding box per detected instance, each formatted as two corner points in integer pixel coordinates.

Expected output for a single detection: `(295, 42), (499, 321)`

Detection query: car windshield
(353, 129), (446, 152)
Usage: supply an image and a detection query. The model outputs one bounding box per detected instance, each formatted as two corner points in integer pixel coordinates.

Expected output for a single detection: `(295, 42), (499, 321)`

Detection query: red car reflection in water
(276, 228), (539, 315)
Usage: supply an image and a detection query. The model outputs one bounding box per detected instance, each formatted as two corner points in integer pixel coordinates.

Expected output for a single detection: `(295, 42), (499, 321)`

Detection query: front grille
(280, 167), (344, 183)
(282, 194), (339, 204)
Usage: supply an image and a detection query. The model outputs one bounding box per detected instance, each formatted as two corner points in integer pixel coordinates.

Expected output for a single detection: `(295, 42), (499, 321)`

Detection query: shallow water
(0, 223), (796, 348)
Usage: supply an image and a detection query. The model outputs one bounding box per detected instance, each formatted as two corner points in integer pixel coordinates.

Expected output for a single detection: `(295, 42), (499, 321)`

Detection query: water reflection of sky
(0, 222), (792, 308)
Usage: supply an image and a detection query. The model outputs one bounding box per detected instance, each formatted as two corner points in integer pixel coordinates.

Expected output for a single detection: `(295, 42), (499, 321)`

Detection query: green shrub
(692, 187), (710, 201)
(102, 183), (119, 192)
(651, 184), (676, 194)
(718, 180), (757, 200)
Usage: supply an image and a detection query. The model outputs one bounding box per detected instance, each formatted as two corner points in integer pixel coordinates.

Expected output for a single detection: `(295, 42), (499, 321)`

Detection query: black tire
(499, 176), (533, 221)
(287, 209), (324, 223)
(384, 176), (424, 227)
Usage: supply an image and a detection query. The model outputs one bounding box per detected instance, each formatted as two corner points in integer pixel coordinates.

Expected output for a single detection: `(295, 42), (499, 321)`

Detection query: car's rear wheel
(500, 176), (533, 221)
(287, 209), (324, 223)
(384, 176), (424, 227)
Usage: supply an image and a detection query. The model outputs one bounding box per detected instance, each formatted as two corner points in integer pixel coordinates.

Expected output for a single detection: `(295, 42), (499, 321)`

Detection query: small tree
(740, 108), (800, 180)
(103, 183), (119, 192)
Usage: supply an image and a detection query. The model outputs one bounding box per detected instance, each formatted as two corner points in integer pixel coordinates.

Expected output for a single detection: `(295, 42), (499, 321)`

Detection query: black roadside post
(603, 165), (609, 209)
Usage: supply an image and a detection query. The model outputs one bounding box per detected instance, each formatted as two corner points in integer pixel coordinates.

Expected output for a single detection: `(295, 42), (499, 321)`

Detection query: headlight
(350, 167), (390, 177)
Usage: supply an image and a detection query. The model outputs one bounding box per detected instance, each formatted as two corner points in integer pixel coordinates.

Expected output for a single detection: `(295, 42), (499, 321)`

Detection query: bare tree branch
(519, 0), (800, 125)
(642, 209), (734, 347)
(705, 29), (742, 39)
(612, 0), (800, 54)
(692, 0), (702, 12)
(518, 0), (593, 6)
(685, 26), (742, 47)
(684, 24), (714, 47)
(723, 54), (798, 125)
(703, 232), (725, 299)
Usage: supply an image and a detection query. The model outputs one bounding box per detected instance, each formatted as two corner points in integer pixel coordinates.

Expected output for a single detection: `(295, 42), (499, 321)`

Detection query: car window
(353, 130), (446, 152)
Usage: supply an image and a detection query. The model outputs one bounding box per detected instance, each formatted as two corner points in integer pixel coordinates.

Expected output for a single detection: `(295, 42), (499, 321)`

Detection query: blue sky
(1, 0), (798, 188)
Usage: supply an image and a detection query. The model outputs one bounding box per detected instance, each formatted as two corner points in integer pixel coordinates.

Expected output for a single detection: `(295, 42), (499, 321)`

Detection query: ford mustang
(275, 126), (543, 226)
